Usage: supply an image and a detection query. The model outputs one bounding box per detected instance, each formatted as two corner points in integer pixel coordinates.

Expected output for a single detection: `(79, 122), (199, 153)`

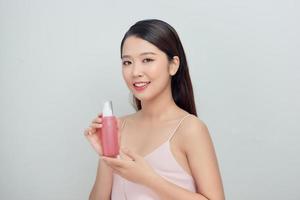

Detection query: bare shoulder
(179, 114), (211, 147)
(182, 115), (209, 136)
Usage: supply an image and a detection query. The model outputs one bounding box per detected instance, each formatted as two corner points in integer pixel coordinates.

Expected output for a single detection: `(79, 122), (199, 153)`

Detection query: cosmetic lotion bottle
(101, 100), (119, 157)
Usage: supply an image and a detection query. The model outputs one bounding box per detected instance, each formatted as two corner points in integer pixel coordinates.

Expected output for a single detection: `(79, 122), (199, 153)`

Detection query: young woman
(84, 19), (225, 200)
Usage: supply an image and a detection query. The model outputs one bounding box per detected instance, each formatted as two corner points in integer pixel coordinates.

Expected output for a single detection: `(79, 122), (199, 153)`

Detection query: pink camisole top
(111, 114), (196, 199)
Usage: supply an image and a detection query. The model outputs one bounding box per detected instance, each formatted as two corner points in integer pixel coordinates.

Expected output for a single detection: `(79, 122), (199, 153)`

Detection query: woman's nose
(132, 64), (143, 77)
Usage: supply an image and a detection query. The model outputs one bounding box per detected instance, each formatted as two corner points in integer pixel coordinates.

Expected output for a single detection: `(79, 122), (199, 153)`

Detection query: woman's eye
(122, 61), (131, 65)
(143, 58), (154, 63)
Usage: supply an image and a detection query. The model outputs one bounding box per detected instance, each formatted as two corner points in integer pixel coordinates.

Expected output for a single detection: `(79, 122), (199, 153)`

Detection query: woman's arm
(187, 118), (225, 199)
(145, 175), (210, 200)
(89, 159), (113, 200)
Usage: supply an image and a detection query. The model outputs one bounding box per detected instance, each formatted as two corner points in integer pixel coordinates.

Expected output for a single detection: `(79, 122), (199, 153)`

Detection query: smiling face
(121, 36), (179, 102)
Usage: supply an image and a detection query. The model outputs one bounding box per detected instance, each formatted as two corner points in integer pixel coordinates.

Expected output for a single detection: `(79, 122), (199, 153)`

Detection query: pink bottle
(100, 100), (119, 157)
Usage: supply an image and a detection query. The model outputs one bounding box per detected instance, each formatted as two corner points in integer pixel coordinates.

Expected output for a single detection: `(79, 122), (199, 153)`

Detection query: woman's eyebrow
(121, 52), (157, 59)
(140, 52), (157, 56)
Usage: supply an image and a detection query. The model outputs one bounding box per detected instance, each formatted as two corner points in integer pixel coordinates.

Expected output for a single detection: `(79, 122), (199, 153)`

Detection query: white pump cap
(102, 100), (113, 117)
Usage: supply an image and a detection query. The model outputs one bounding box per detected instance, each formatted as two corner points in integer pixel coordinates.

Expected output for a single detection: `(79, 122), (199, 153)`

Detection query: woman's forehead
(122, 36), (162, 57)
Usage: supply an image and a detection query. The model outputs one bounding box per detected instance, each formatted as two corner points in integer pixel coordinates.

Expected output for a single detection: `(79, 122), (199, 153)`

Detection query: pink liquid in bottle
(101, 101), (119, 157)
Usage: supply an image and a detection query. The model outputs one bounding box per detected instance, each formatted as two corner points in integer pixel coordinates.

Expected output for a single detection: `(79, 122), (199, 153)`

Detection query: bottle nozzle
(102, 100), (113, 116)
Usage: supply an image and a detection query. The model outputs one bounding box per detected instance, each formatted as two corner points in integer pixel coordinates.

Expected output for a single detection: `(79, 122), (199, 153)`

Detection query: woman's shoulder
(185, 114), (207, 127)
(179, 114), (210, 142)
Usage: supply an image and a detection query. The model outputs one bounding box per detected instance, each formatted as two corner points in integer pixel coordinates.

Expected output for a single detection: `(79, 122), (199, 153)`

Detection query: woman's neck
(138, 92), (183, 122)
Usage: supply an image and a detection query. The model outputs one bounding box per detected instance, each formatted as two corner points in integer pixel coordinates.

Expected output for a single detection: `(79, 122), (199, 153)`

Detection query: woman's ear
(169, 56), (180, 76)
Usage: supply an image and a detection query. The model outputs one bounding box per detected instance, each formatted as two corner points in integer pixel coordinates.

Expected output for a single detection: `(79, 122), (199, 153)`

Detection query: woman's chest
(120, 121), (176, 156)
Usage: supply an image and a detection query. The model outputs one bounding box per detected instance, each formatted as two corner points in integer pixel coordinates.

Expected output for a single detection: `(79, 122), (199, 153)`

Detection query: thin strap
(168, 114), (192, 141)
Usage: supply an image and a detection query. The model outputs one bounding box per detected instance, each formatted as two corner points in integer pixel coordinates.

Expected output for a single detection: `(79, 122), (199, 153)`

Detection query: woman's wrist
(99, 157), (113, 174)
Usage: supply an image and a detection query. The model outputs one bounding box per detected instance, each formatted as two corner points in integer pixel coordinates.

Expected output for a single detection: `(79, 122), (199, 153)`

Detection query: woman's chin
(133, 92), (151, 101)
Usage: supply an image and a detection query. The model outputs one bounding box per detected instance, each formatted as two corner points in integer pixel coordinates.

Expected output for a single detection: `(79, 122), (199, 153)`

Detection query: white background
(1, 0), (299, 199)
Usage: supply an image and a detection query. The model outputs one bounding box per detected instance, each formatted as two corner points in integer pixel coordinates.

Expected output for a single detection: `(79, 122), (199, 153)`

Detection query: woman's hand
(84, 113), (104, 156)
(102, 148), (158, 186)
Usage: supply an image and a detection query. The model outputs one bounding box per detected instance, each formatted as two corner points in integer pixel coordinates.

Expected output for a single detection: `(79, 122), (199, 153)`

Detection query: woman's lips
(133, 81), (150, 92)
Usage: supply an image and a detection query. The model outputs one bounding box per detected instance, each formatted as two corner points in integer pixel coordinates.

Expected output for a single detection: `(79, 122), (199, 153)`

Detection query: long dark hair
(120, 19), (198, 116)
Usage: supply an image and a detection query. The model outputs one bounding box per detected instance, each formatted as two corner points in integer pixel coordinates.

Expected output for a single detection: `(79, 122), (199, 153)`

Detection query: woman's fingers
(92, 116), (102, 123)
(84, 128), (89, 136)
(83, 113), (105, 156)
(84, 128), (93, 136)
(84, 127), (103, 155)
(90, 123), (102, 129)
(85, 113), (103, 136)
(85, 123), (101, 137)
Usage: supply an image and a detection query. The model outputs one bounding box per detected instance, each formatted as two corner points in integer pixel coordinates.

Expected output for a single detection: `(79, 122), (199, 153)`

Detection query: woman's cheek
(122, 68), (130, 78)
(122, 76), (128, 86)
